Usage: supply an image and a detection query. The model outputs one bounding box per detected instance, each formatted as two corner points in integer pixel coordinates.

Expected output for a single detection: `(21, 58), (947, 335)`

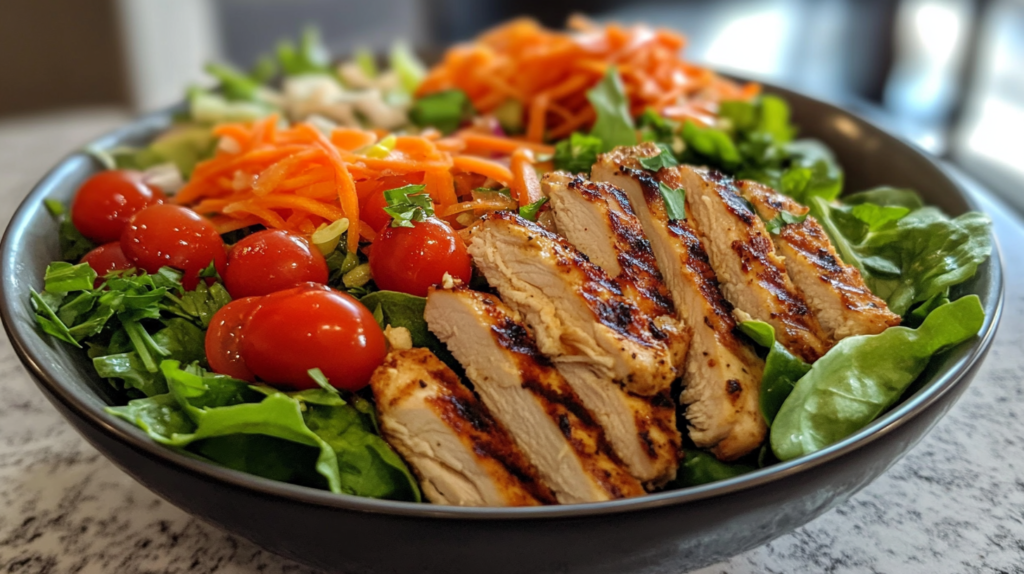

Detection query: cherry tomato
(369, 217), (472, 297)
(361, 189), (392, 233)
(224, 230), (328, 298)
(205, 297), (262, 382)
(71, 170), (165, 244)
(240, 284), (386, 391)
(120, 204), (226, 290)
(80, 242), (134, 284)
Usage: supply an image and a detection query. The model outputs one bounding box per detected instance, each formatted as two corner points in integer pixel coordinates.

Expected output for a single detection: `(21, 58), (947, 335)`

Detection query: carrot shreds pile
(417, 17), (759, 142)
(175, 115), (549, 246)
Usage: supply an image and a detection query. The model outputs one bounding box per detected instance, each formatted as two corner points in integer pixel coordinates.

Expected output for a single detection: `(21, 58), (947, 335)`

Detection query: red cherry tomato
(223, 229), (328, 298)
(205, 297), (262, 382)
(361, 190), (392, 233)
(120, 204), (226, 290)
(80, 242), (134, 284)
(240, 284), (386, 391)
(71, 170), (165, 244)
(369, 217), (472, 297)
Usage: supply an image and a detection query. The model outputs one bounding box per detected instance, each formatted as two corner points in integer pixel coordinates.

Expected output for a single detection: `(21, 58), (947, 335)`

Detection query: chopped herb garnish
(658, 182), (686, 220)
(383, 184), (434, 228)
(764, 210), (809, 234)
(637, 143), (680, 171)
(519, 197), (549, 222)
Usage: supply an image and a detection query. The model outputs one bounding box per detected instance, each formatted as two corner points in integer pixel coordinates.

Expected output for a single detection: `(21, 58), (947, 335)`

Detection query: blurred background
(1, 0), (1021, 209)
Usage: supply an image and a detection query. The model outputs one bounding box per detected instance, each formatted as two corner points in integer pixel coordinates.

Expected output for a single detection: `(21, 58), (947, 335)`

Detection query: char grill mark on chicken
(674, 164), (831, 363)
(592, 143), (766, 460)
(425, 285), (646, 502)
(544, 171), (690, 369)
(464, 210), (678, 397)
(369, 348), (555, 506)
(736, 180), (901, 340)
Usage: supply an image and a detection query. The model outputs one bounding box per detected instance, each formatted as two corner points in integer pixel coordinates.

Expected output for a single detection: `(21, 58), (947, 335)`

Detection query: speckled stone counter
(0, 110), (1021, 574)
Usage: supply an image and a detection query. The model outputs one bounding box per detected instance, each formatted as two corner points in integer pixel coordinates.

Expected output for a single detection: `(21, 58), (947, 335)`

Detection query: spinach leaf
(360, 291), (459, 372)
(770, 295), (985, 461)
(553, 132), (602, 174)
(844, 186), (925, 210)
(409, 90), (474, 135)
(672, 450), (756, 487)
(811, 199), (992, 316)
(739, 321), (811, 425)
(850, 203), (910, 231)
(587, 68), (637, 151)
(519, 197), (549, 222)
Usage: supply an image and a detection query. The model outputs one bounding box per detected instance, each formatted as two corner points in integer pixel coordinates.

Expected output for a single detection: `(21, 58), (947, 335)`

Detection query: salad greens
(673, 450), (757, 487)
(587, 68), (638, 152)
(553, 132), (603, 174)
(360, 290), (459, 373)
(770, 295), (985, 461)
(409, 90), (475, 135)
(108, 361), (420, 500)
(519, 197), (550, 222)
(739, 321), (812, 426)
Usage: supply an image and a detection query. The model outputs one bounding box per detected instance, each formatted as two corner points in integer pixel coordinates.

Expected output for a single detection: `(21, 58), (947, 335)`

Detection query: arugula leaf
(657, 182), (686, 221)
(307, 368), (336, 393)
(43, 262), (97, 293)
(519, 197), (549, 222)
(771, 295), (985, 461)
(383, 184), (433, 228)
(764, 210), (809, 235)
(409, 90), (474, 135)
(58, 218), (96, 262)
(168, 280), (232, 328)
(587, 68), (637, 152)
(29, 289), (79, 346)
(553, 132), (602, 174)
(637, 143), (680, 171)
(739, 320), (811, 425)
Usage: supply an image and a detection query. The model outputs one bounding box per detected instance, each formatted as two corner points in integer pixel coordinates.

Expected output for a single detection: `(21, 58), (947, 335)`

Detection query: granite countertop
(0, 110), (1021, 574)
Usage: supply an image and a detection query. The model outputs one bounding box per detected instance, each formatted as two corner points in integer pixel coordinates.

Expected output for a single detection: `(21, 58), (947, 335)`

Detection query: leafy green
(409, 90), (474, 135)
(493, 99), (524, 134)
(587, 68), (637, 151)
(739, 320), (811, 425)
(850, 203), (910, 231)
(637, 143), (680, 171)
(277, 27), (333, 77)
(57, 217), (96, 263)
(843, 187), (925, 210)
(359, 291), (459, 372)
(205, 62), (264, 101)
(638, 108), (678, 146)
(390, 42), (426, 94)
(519, 197), (549, 222)
(107, 361), (420, 500)
(44, 199), (64, 217)
(770, 295), (985, 461)
(382, 184), (433, 228)
(658, 182), (686, 221)
(811, 198), (993, 315)
(43, 262), (96, 293)
(673, 450), (756, 487)
(764, 210), (808, 235)
(553, 132), (602, 174)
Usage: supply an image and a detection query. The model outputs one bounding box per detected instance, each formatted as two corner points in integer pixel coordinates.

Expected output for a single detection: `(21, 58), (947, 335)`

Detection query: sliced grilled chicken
(424, 285), (646, 502)
(675, 165), (830, 363)
(465, 211), (677, 397)
(736, 180), (901, 340)
(592, 144), (766, 460)
(543, 171), (689, 369)
(369, 348), (555, 506)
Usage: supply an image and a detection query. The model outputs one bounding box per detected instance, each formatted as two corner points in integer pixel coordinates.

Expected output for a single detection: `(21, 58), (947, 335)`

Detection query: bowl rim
(0, 84), (1005, 521)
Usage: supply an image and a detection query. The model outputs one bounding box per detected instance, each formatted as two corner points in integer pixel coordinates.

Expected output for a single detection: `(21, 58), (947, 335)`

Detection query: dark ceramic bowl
(0, 84), (1003, 574)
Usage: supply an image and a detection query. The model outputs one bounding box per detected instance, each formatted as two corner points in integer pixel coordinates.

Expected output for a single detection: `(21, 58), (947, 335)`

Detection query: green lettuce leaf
(739, 320), (811, 425)
(770, 295), (985, 461)
(587, 68), (637, 151)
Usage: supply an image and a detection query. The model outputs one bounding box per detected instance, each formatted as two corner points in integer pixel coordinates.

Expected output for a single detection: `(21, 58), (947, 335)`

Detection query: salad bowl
(0, 81), (1003, 574)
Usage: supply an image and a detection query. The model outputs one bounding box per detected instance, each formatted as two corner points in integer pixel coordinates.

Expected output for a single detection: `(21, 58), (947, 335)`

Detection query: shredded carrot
(452, 156), (514, 185)
(454, 131), (554, 157)
(510, 149), (542, 206)
(418, 18), (758, 142)
(442, 197), (518, 217)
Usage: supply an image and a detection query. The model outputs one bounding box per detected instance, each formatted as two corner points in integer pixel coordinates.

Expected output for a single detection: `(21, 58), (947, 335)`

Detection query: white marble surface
(1, 109), (1022, 574)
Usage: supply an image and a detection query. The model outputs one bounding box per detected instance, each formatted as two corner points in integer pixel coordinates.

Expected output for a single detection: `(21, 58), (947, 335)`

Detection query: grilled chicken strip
(425, 286), (645, 502)
(465, 211), (677, 397)
(675, 165), (830, 363)
(593, 144), (766, 459)
(369, 348), (555, 506)
(736, 180), (901, 340)
(544, 171), (689, 369)
(466, 212), (681, 483)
